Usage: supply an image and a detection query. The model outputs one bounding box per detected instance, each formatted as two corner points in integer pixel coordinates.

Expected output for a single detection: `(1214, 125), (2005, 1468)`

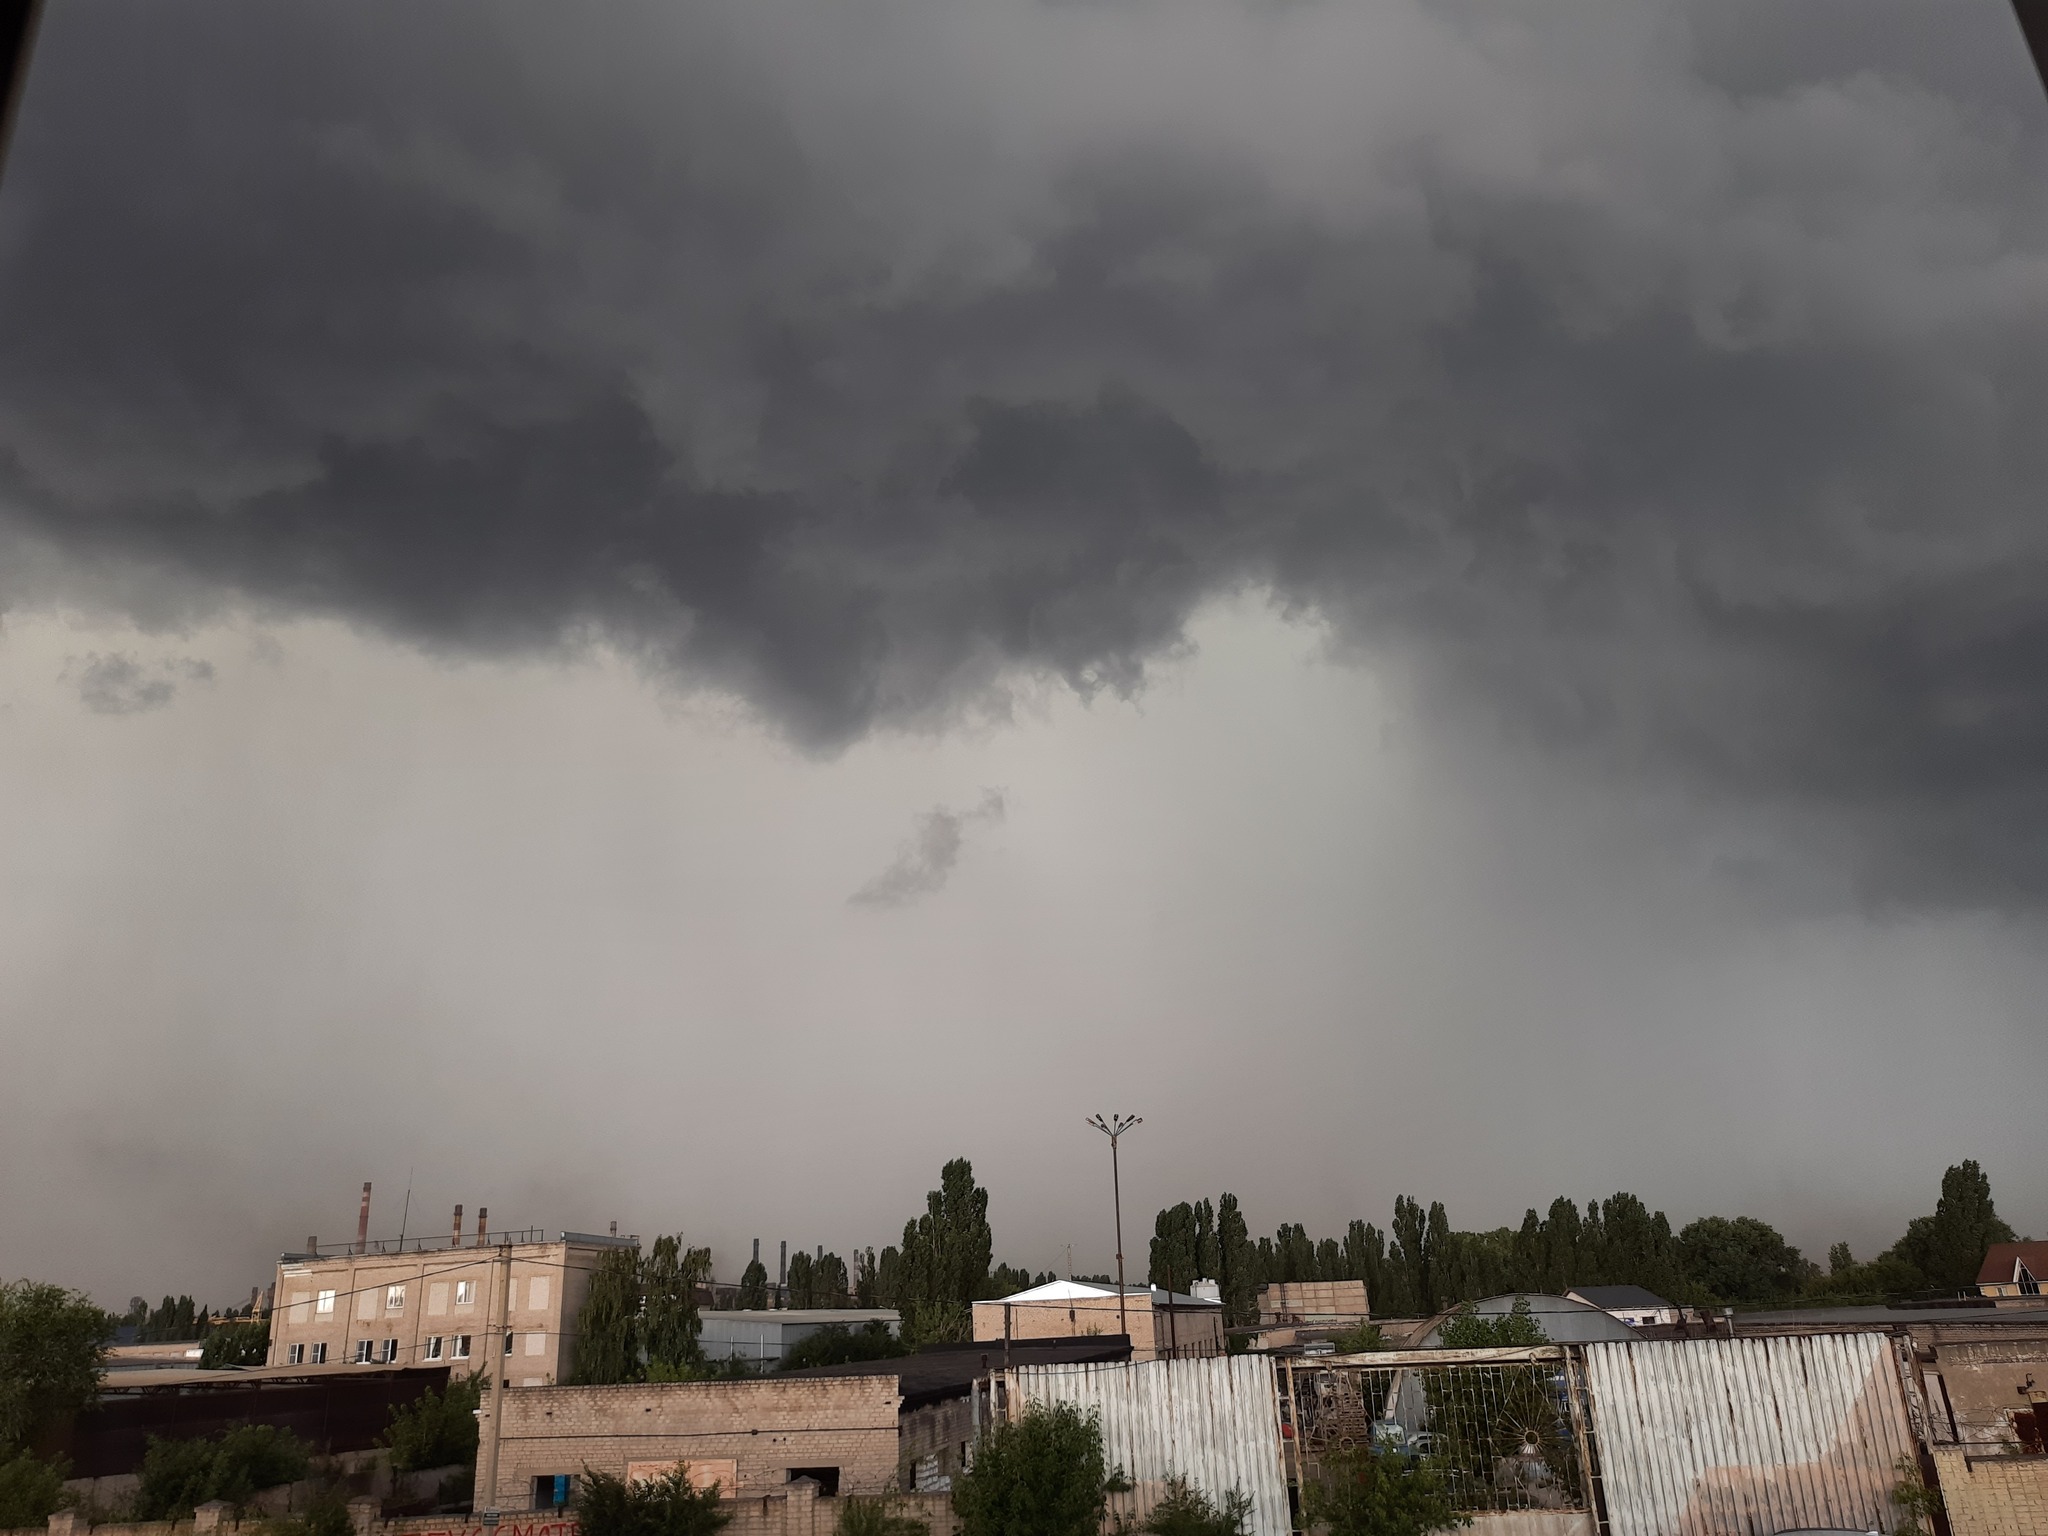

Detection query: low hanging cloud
(850, 791), (1007, 909)
(67, 653), (213, 716)
(3, 0), (2048, 903)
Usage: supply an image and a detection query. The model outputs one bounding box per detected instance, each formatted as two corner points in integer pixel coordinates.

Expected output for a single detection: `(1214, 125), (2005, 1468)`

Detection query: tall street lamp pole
(1086, 1114), (1142, 1343)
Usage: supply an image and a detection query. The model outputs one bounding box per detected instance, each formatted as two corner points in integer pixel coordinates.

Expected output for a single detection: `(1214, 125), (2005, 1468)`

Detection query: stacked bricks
(1932, 1446), (2048, 1536)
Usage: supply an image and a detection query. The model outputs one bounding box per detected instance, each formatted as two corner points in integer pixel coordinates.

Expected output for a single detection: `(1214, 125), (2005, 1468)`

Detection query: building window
(456, 1281), (476, 1306)
(2022, 1265), (2041, 1297)
(380, 1339), (399, 1364)
(533, 1475), (575, 1511)
(287, 1343), (305, 1365)
(311, 1342), (328, 1364)
(452, 1335), (472, 1360)
(316, 1290), (336, 1315)
(503, 1332), (514, 1357)
(354, 1340), (375, 1364)
(425, 1336), (443, 1360)
(386, 1285), (406, 1311)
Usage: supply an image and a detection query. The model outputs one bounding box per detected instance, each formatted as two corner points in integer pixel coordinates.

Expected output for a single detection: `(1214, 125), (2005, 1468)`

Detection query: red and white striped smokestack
(356, 1182), (372, 1255)
(475, 1206), (488, 1247)
(452, 1204), (464, 1248)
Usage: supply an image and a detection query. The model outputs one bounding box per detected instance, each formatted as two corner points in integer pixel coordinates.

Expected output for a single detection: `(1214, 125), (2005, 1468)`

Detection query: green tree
(786, 1252), (816, 1309)
(200, 1320), (270, 1370)
(737, 1257), (770, 1311)
(875, 1247), (903, 1310)
(1675, 1216), (1805, 1305)
(815, 1252), (849, 1306)
(1345, 1222), (1390, 1315)
(576, 1465), (731, 1536)
(380, 1374), (482, 1471)
(572, 1247), (645, 1385)
(854, 1250), (880, 1307)
(643, 1235), (711, 1375)
(1151, 1205), (1200, 1291)
(896, 1159), (992, 1347)
(0, 1449), (70, 1528)
(1890, 1162), (2015, 1292)
(1140, 1476), (1252, 1536)
(0, 1280), (114, 1453)
(1193, 1199), (1220, 1286)
(1303, 1446), (1468, 1536)
(135, 1425), (311, 1519)
(953, 1402), (1107, 1536)
(1216, 1196), (1257, 1329)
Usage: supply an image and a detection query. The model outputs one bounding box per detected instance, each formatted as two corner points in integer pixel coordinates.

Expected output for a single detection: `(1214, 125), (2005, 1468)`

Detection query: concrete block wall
(1931, 1448), (2048, 1536)
(485, 1378), (900, 1506)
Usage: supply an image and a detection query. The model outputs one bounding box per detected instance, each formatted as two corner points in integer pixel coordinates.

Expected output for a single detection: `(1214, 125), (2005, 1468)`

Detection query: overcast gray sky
(1, 0), (2045, 1306)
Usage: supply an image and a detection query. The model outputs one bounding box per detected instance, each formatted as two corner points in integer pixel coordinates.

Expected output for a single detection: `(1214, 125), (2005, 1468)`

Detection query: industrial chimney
(452, 1205), (464, 1248)
(356, 1183), (372, 1254)
(475, 1207), (488, 1247)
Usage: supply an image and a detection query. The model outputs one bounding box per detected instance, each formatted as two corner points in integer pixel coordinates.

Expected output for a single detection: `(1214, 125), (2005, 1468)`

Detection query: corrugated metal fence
(1583, 1334), (1916, 1536)
(1005, 1354), (1292, 1536)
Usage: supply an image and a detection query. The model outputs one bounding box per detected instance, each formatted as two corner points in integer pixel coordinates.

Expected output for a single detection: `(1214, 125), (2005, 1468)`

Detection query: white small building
(1565, 1285), (1681, 1328)
(972, 1279), (1224, 1361)
(697, 1309), (899, 1365)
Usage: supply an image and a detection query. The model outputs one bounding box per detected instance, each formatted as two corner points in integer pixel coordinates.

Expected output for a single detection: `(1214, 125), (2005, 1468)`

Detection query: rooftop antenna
(397, 1167), (414, 1249)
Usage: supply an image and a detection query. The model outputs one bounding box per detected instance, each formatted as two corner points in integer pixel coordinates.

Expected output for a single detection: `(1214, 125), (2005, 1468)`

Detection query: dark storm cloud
(65, 652), (212, 714)
(851, 790), (1008, 908)
(4, 0), (2048, 901)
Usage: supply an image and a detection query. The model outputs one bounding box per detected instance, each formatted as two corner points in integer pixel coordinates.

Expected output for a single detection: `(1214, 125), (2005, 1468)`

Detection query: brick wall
(484, 1378), (901, 1506)
(1931, 1447), (2048, 1536)
(10, 1492), (960, 1536)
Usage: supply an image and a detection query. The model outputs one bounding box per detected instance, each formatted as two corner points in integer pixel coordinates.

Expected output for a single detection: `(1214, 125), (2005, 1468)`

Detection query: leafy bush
(576, 1467), (731, 1536)
(781, 1323), (906, 1372)
(833, 1496), (930, 1536)
(381, 1374), (481, 1471)
(200, 1321), (271, 1370)
(134, 1425), (311, 1519)
(1304, 1447), (1468, 1536)
(0, 1449), (71, 1528)
(953, 1402), (1107, 1536)
(1436, 1298), (1546, 1350)
(1330, 1323), (1386, 1354)
(1139, 1476), (1251, 1536)
(254, 1485), (354, 1536)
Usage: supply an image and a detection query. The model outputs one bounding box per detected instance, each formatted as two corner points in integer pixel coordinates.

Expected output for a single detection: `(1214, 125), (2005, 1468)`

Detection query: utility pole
(477, 1237), (512, 1523)
(1085, 1114), (1142, 1345)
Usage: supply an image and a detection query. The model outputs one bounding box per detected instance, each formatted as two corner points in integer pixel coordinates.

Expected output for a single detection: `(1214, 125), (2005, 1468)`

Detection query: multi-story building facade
(268, 1225), (634, 1385)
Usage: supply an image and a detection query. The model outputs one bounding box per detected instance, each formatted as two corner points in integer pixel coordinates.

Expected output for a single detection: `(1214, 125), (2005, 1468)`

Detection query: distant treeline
(1145, 1160), (2020, 1322)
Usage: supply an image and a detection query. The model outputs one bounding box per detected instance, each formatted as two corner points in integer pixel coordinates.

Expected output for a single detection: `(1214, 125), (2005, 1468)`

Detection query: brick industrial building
(267, 1191), (635, 1386)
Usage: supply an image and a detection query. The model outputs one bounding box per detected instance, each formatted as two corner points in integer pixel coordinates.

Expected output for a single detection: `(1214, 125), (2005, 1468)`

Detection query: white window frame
(456, 1281), (476, 1307)
(354, 1339), (375, 1364)
(380, 1338), (399, 1364)
(503, 1331), (514, 1357)
(452, 1335), (472, 1360)
(424, 1336), (443, 1361)
(287, 1343), (306, 1365)
(316, 1290), (337, 1315)
(386, 1285), (406, 1311)
(311, 1342), (328, 1365)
